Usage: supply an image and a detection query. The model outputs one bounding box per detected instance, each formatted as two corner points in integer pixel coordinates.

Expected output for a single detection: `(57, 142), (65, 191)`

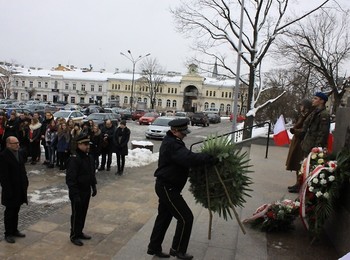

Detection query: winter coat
(301, 107), (330, 155)
(90, 129), (103, 156)
(154, 130), (212, 191)
(0, 148), (29, 207)
(70, 129), (82, 155)
(66, 149), (97, 200)
(113, 126), (130, 156)
(57, 132), (70, 153)
(4, 117), (19, 139)
(101, 125), (116, 152)
(285, 111), (311, 171)
(45, 128), (58, 148)
(28, 122), (42, 143)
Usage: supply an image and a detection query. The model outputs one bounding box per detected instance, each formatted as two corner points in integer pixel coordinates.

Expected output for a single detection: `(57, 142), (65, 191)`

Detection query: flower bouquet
(243, 199), (300, 232)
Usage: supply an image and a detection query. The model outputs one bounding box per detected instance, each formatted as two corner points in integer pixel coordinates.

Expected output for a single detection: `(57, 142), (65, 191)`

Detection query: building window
(137, 97), (142, 102)
(166, 99), (171, 107)
(91, 85), (94, 91)
(168, 88), (171, 94)
(72, 83), (76, 90)
(80, 97), (85, 103)
(15, 81), (19, 86)
(242, 106), (247, 114)
(98, 85), (102, 92)
(211, 103), (215, 108)
(229, 92), (232, 98)
(238, 92), (241, 98)
(45, 82), (48, 88)
(225, 92), (228, 98)
(213, 91), (216, 97)
(118, 84), (121, 90)
(158, 99), (162, 107)
(22, 81), (25, 87)
(204, 102), (209, 109)
(220, 103), (225, 112)
(54, 81), (58, 89)
(116, 95), (120, 101)
(144, 98), (147, 104)
(226, 104), (231, 112)
(43, 95), (47, 101)
(65, 83), (69, 90)
(160, 87), (163, 93)
(124, 96), (128, 104)
(81, 84), (85, 91)
(71, 97), (76, 103)
(175, 88), (177, 94)
(222, 92), (224, 98)
(206, 90), (209, 96)
(38, 82), (42, 88)
(172, 100), (177, 108)
(209, 91), (212, 97)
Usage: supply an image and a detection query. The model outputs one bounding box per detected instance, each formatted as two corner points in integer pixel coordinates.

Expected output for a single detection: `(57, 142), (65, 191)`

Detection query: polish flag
(273, 115), (290, 146)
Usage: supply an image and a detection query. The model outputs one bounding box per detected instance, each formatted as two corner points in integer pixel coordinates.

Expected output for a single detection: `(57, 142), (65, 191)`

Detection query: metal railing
(190, 121), (272, 159)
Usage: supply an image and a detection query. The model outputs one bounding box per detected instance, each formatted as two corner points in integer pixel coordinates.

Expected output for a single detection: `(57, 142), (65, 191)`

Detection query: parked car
(82, 105), (104, 115)
(230, 113), (246, 123)
(119, 109), (132, 120)
(145, 116), (176, 139)
(139, 112), (159, 125)
(207, 113), (221, 124)
(53, 110), (86, 123)
(174, 111), (191, 122)
(63, 104), (83, 111)
(131, 109), (147, 121)
(83, 113), (119, 128)
(190, 112), (209, 127)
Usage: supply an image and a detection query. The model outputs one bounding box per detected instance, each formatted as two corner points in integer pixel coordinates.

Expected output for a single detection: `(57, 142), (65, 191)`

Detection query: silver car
(145, 116), (176, 139)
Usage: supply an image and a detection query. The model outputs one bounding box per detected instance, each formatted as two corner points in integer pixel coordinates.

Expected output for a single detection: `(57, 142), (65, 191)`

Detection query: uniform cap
(168, 118), (191, 134)
(76, 134), (90, 144)
(314, 92), (328, 102)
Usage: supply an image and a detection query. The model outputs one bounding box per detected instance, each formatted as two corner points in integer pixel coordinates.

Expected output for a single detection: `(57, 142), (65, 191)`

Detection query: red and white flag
(273, 115), (290, 146)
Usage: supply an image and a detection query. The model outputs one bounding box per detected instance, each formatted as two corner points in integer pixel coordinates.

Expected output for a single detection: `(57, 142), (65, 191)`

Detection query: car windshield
(86, 114), (105, 120)
(152, 118), (174, 126)
(54, 111), (70, 117)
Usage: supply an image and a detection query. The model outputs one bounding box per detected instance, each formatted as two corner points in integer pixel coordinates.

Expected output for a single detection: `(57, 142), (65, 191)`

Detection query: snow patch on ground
(28, 187), (69, 204)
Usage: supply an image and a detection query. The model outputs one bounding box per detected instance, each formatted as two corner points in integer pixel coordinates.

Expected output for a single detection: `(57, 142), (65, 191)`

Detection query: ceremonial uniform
(148, 119), (215, 260)
(66, 134), (97, 246)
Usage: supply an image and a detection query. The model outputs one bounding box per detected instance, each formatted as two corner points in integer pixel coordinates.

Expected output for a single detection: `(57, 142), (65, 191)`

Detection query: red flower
(266, 211), (275, 219)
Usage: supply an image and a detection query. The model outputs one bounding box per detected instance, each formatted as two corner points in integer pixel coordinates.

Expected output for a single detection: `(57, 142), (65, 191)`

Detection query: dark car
(207, 113), (221, 124)
(120, 109), (132, 120)
(83, 113), (119, 128)
(131, 110), (146, 121)
(190, 112), (209, 127)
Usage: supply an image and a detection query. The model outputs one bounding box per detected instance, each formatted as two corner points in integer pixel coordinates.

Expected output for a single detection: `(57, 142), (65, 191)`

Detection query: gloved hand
(290, 128), (295, 134)
(91, 185), (97, 197)
(207, 155), (219, 165)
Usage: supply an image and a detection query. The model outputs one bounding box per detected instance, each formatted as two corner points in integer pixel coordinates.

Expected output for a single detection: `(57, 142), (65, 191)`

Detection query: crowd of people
(0, 110), (130, 175)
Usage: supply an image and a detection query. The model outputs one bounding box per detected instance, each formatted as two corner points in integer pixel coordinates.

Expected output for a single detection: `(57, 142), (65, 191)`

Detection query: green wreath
(189, 135), (253, 237)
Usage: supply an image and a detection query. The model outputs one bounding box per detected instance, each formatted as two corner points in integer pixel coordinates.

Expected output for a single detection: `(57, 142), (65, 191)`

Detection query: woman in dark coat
(113, 120), (130, 175)
(90, 124), (103, 171)
(28, 118), (42, 165)
(285, 99), (313, 193)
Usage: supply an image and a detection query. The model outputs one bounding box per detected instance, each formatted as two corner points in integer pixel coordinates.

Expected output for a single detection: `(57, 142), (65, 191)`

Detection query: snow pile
(123, 148), (159, 168)
(28, 187), (69, 204)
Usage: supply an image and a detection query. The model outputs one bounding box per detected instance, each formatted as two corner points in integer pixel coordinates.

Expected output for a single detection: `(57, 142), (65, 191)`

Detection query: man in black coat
(0, 136), (29, 243)
(147, 119), (216, 260)
(66, 134), (97, 246)
(98, 119), (116, 171)
(113, 120), (130, 175)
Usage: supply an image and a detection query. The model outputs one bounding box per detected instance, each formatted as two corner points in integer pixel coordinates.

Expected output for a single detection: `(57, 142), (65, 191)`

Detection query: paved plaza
(0, 144), (340, 259)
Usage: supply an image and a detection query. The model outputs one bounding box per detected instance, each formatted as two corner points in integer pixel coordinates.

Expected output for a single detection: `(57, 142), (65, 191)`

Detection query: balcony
(77, 90), (87, 95)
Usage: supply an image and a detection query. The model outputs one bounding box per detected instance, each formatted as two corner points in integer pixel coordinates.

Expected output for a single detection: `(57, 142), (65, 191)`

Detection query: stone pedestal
(325, 107), (350, 256)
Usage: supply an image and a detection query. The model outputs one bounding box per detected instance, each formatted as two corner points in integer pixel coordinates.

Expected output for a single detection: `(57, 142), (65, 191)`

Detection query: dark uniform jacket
(66, 149), (97, 200)
(301, 107), (330, 154)
(0, 148), (29, 207)
(101, 125), (116, 152)
(154, 130), (211, 191)
(113, 127), (130, 155)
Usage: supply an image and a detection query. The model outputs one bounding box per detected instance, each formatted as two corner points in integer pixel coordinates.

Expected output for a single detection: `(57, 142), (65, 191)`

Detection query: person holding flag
(285, 99), (313, 193)
(273, 115), (290, 146)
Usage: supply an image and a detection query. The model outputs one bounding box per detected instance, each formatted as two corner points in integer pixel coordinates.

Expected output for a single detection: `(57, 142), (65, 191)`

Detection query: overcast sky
(1, 0), (348, 75)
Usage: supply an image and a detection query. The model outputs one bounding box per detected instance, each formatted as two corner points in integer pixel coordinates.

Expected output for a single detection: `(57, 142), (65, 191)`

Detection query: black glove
(207, 155), (219, 165)
(290, 128), (295, 134)
(91, 186), (97, 197)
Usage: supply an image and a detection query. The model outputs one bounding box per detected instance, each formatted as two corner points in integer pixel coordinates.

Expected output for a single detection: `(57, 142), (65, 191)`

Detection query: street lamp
(120, 50), (150, 111)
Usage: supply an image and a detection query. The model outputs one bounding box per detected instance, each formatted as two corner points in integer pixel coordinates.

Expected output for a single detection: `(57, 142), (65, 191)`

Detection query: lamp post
(120, 50), (150, 111)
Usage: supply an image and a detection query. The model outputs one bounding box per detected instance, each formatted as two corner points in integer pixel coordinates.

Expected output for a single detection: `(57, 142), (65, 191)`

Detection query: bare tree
(172, 0), (329, 137)
(0, 62), (16, 99)
(277, 9), (350, 114)
(139, 58), (165, 109)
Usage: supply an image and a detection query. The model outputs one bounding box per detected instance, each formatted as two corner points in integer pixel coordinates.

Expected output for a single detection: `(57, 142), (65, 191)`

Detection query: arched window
(116, 95), (120, 101)
(204, 102), (209, 109)
(158, 99), (162, 107)
(137, 97), (142, 102)
(210, 103), (215, 108)
(110, 95), (115, 100)
(123, 96), (128, 104)
(172, 100), (177, 108)
(220, 103), (224, 111)
(226, 104), (231, 112)
(144, 98), (147, 104)
(166, 99), (171, 107)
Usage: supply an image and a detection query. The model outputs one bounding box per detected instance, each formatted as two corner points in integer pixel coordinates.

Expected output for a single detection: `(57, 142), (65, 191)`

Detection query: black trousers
(70, 191), (91, 239)
(100, 151), (112, 169)
(4, 205), (21, 236)
(116, 154), (125, 171)
(148, 182), (194, 254)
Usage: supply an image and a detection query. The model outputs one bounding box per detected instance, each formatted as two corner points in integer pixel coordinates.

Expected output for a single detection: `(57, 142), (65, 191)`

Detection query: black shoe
(47, 164), (54, 168)
(30, 161), (37, 165)
(288, 184), (298, 190)
(288, 186), (300, 193)
(14, 231), (26, 237)
(79, 233), (91, 240)
(106, 168), (111, 171)
(70, 238), (83, 246)
(169, 248), (193, 260)
(147, 248), (170, 258)
(98, 167), (105, 171)
(5, 236), (15, 243)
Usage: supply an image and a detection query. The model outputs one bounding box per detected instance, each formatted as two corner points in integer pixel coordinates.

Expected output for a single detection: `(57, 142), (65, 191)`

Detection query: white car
(145, 116), (176, 139)
(53, 110), (86, 123)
